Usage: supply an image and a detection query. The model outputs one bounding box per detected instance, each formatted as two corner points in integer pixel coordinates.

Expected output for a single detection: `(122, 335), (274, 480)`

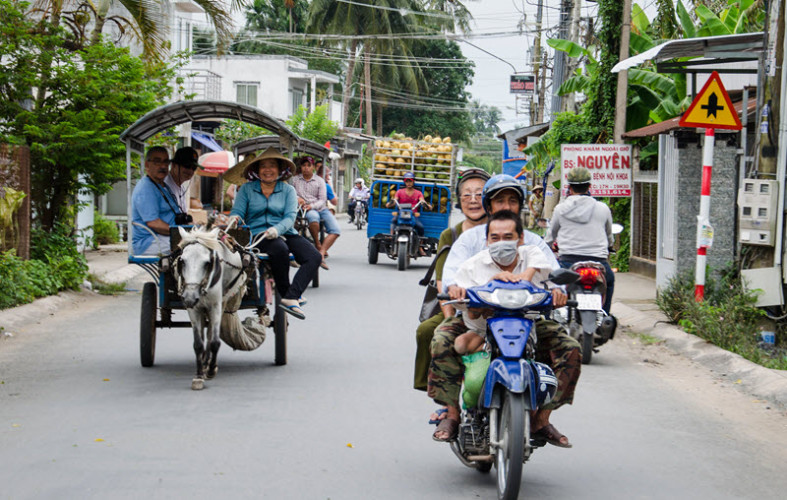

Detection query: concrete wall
(674, 132), (739, 277)
(186, 56), (309, 120)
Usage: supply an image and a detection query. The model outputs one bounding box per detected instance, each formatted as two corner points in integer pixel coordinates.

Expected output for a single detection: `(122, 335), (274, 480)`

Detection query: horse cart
(120, 101), (305, 375)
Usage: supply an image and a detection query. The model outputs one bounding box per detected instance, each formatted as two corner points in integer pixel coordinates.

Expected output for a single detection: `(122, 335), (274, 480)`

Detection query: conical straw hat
(224, 147), (296, 185)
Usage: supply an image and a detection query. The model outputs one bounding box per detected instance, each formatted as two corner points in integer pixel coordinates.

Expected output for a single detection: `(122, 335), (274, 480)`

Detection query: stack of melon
(373, 133), (454, 185)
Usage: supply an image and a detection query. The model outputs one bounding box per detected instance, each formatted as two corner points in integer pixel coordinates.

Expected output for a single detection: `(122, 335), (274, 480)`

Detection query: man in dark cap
(165, 146), (201, 212)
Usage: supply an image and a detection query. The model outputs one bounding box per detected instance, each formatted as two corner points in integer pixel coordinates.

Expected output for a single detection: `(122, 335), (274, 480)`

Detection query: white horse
(175, 227), (246, 390)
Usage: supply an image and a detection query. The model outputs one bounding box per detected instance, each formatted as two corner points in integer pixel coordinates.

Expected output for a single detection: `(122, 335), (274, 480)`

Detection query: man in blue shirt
(131, 146), (178, 255)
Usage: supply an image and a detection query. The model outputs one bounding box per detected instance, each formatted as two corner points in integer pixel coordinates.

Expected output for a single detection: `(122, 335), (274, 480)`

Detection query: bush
(657, 263), (787, 370)
(0, 223), (90, 310)
(92, 211), (120, 247)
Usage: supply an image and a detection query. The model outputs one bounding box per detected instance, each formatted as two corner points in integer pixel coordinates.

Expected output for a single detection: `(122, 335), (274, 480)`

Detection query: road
(2, 221), (787, 499)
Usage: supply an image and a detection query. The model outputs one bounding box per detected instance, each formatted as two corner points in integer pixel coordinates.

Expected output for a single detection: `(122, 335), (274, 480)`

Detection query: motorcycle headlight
(476, 289), (548, 309)
(400, 212), (412, 220)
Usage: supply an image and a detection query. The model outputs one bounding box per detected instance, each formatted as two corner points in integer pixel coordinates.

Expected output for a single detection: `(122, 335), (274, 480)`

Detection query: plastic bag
(461, 351), (491, 408)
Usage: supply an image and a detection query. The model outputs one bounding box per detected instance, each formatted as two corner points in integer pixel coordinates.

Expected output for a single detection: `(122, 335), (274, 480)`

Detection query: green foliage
(584, 0), (623, 140)
(0, 5), (179, 230)
(379, 39), (475, 142)
(213, 120), (272, 147)
(461, 154), (500, 175)
(470, 100), (503, 137)
(608, 198), (631, 272)
(0, 187), (26, 252)
(31, 223), (88, 291)
(286, 104), (339, 145)
(656, 263), (787, 369)
(91, 211), (120, 248)
(522, 112), (598, 174)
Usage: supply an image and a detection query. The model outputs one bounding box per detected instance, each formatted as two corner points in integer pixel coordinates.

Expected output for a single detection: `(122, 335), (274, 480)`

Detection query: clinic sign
(510, 74), (535, 95)
(560, 144), (632, 197)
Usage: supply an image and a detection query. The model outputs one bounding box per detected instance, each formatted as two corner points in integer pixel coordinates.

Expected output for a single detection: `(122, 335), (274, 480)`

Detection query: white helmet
(355, 178), (364, 184)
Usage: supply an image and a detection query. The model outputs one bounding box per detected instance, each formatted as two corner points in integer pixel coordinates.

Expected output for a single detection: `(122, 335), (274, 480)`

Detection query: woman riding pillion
(227, 147), (320, 320)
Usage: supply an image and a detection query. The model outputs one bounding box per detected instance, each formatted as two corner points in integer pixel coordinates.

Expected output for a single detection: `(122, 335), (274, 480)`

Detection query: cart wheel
(368, 239), (379, 264)
(140, 282), (157, 368)
(274, 291), (288, 366)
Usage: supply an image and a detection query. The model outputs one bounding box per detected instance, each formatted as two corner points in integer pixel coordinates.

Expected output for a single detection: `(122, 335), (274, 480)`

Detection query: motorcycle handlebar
(565, 300), (578, 308)
(436, 293), (450, 301)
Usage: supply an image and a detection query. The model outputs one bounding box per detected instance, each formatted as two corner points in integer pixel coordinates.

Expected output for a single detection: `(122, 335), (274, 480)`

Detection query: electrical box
(738, 179), (778, 246)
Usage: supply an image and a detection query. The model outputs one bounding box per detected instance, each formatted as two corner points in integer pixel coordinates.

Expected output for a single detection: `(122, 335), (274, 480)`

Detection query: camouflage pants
(428, 316), (581, 411)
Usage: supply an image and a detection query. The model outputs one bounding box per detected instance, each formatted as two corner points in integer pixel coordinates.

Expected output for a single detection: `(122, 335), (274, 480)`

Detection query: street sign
(510, 74), (535, 95)
(679, 71), (742, 130)
(560, 144), (632, 197)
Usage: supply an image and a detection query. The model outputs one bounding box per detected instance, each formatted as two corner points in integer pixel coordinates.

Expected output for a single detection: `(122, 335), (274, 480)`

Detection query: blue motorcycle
(389, 199), (427, 271)
(439, 269), (579, 500)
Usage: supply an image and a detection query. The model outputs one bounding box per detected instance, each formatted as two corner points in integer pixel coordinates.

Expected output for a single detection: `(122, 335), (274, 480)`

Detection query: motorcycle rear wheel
(581, 332), (594, 364)
(496, 392), (526, 500)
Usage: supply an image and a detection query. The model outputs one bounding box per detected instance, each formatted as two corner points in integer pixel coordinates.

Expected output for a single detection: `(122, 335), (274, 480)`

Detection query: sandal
(428, 408), (447, 425)
(432, 417), (459, 442)
(532, 423), (572, 448)
(278, 302), (306, 320)
(320, 260), (330, 270)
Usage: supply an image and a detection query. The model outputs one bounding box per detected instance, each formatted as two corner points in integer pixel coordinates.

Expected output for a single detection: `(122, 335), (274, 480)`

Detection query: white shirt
(442, 224), (559, 288)
(454, 245), (552, 334)
(164, 173), (189, 213)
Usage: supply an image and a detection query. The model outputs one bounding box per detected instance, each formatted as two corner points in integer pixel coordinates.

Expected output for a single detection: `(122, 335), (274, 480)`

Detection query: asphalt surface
(2, 217), (787, 499)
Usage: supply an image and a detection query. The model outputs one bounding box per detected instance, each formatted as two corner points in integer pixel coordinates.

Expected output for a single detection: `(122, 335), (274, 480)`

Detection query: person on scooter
(347, 178), (370, 224)
(386, 172), (432, 237)
(429, 174), (581, 447)
(414, 168), (490, 396)
(545, 166), (615, 313)
(452, 210), (553, 355)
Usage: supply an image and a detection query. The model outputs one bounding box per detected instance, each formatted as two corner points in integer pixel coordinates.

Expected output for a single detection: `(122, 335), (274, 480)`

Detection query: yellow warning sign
(679, 71), (742, 130)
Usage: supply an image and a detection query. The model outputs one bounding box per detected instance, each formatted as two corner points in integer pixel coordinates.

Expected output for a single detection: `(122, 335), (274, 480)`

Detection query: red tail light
(577, 267), (601, 289)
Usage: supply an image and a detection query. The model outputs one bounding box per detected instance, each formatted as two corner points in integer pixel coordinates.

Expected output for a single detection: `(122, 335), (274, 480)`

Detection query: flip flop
(298, 296), (307, 306)
(278, 303), (306, 320)
(320, 260), (330, 270)
(428, 408), (448, 425)
(432, 417), (459, 442)
(532, 423), (572, 448)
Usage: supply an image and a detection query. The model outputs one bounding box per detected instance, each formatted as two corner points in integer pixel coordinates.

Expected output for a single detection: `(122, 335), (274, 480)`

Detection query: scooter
(353, 195), (367, 230)
(389, 199), (427, 271)
(551, 223), (623, 364)
(438, 269), (580, 500)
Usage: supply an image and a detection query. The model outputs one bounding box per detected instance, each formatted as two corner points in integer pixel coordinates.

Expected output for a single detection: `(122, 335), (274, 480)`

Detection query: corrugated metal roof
(612, 32), (764, 73)
(497, 123), (550, 144)
(623, 97), (757, 139)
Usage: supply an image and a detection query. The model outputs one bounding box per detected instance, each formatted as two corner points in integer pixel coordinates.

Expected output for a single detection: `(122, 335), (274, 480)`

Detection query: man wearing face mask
(429, 175), (581, 447)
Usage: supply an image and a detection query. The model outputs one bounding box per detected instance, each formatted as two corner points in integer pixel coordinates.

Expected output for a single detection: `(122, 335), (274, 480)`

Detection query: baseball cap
(173, 147), (199, 168)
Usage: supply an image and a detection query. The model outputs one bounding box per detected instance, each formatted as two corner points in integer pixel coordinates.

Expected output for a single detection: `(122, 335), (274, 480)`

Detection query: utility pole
(563, 0), (583, 113)
(539, 52), (548, 123)
(613, 0), (632, 143)
(530, 0), (544, 125)
(550, 0), (572, 119)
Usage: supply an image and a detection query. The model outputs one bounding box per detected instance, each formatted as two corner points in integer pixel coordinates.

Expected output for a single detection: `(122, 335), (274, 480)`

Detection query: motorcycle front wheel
(496, 392), (526, 500)
(397, 240), (409, 271)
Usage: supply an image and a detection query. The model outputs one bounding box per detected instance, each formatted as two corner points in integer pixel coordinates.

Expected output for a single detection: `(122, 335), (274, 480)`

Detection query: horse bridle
(173, 243), (223, 297)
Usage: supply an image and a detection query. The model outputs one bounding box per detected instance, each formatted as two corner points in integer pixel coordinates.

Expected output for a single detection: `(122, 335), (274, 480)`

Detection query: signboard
(679, 71), (742, 130)
(560, 144), (632, 197)
(510, 74), (535, 95)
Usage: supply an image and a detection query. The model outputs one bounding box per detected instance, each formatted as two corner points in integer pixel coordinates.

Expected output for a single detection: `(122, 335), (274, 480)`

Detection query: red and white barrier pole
(695, 128), (715, 301)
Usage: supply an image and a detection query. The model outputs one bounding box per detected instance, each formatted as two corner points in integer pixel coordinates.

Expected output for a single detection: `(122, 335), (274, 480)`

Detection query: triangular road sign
(679, 71), (742, 130)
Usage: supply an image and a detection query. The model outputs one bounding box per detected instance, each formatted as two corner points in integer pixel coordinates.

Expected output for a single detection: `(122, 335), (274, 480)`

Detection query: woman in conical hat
(228, 147), (319, 320)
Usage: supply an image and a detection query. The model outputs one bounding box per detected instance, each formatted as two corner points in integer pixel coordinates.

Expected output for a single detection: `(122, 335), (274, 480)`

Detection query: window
(291, 89), (303, 114)
(236, 83), (258, 107)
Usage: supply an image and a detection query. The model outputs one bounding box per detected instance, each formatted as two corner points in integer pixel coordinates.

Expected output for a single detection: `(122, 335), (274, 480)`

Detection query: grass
(88, 274), (127, 296)
(635, 333), (664, 345)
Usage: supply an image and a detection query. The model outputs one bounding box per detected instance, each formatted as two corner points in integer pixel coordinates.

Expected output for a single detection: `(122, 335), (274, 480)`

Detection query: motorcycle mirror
(612, 223), (624, 235)
(548, 268), (580, 285)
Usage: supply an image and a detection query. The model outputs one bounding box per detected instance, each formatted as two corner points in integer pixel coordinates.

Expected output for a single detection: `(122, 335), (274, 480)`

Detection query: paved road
(2, 221), (787, 499)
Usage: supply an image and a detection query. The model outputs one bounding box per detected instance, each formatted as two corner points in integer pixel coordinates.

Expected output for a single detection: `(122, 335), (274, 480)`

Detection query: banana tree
(0, 187), (27, 252)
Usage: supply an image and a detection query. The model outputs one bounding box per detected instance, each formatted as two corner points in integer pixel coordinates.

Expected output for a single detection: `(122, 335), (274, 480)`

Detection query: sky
(460, 0), (662, 131)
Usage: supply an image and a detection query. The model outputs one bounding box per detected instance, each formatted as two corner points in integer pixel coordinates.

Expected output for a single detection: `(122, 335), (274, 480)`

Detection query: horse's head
(175, 227), (223, 309)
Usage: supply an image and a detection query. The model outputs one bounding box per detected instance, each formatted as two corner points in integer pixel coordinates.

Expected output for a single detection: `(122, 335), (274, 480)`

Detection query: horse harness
(173, 240), (249, 298)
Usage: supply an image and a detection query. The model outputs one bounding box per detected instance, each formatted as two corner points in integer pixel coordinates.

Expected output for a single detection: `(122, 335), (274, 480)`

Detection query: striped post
(695, 128), (715, 301)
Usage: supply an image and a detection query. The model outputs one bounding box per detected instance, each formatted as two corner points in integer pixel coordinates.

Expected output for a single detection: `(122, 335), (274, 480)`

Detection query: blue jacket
(230, 180), (298, 236)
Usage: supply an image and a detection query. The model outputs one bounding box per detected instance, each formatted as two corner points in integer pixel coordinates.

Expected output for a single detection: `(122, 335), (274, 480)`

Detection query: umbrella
(197, 151), (235, 177)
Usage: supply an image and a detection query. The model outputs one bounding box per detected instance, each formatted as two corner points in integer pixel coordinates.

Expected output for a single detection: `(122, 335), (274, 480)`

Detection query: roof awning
(120, 100), (299, 154)
(233, 135), (330, 159)
(497, 123), (550, 145)
(192, 131), (223, 152)
(612, 32), (765, 73)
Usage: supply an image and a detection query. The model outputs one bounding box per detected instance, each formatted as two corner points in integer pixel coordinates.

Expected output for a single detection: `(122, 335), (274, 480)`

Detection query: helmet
(482, 174), (525, 213)
(354, 178), (363, 185)
(567, 167), (592, 184)
(455, 168), (491, 208)
(532, 361), (558, 407)
(403, 171), (415, 180)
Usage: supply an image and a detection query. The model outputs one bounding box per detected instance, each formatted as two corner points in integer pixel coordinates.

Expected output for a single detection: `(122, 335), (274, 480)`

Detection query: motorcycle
(390, 199), (427, 271)
(352, 195), (367, 230)
(551, 223), (623, 364)
(438, 269), (580, 500)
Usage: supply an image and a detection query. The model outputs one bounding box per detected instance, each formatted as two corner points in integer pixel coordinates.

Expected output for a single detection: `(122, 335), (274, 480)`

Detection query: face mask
(488, 240), (519, 266)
